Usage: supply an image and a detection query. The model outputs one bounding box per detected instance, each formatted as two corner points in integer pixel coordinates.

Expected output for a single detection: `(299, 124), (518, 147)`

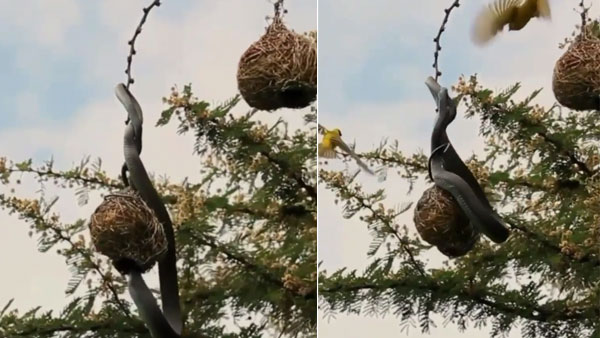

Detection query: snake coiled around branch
(425, 77), (509, 244)
(115, 83), (183, 338)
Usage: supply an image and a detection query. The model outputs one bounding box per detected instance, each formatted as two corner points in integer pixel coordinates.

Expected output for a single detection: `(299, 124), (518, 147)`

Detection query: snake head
(425, 76), (442, 98)
(437, 88), (457, 125)
(425, 77), (458, 123)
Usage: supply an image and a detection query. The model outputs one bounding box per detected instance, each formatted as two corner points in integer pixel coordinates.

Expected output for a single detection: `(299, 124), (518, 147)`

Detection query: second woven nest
(413, 185), (480, 257)
(553, 22), (600, 111)
(90, 189), (167, 273)
(237, 18), (317, 111)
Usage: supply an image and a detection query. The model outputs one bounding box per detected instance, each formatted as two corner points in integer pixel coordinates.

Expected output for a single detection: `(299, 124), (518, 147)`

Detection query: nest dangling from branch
(413, 185), (480, 257)
(237, 17), (317, 111)
(553, 24), (600, 111)
(90, 189), (167, 273)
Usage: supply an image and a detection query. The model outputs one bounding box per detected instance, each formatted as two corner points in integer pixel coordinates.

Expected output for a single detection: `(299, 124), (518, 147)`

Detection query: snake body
(425, 77), (509, 244)
(116, 84), (182, 337)
(128, 270), (179, 338)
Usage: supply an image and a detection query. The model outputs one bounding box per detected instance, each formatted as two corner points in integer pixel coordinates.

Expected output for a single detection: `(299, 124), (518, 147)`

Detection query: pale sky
(317, 0), (599, 337)
(0, 0), (316, 335)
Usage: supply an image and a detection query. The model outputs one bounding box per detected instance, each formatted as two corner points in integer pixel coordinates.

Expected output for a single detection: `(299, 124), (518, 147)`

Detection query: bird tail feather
(352, 156), (375, 176)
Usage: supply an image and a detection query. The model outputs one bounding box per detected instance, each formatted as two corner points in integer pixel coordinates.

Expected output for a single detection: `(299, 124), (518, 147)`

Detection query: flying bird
(318, 126), (375, 175)
(471, 0), (551, 45)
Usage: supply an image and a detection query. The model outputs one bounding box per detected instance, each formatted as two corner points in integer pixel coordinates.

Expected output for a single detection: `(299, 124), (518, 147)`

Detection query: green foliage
(0, 86), (316, 337)
(318, 74), (600, 338)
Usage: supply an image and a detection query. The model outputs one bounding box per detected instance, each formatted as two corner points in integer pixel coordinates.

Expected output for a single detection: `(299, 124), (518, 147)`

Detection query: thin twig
(0, 199), (133, 318)
(260, 150), (317, 200)
(124, 0), (162, 89)
(354, 193), (427, 278)
(321, 170), (427, 277)
(432, 0), (461, 81)
(7, 167), (122, 189)
(194, 233), (316, 299)
(579, 0), (589, 35)
(272, 0), (286, 19)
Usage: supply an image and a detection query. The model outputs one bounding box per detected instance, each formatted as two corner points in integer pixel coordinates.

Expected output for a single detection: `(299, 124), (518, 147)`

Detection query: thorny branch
(5, 166), (122, 190)
(319, 170), (426, 277)
(432, 0), (461, 81)
(260, 150), (317, 200)
(351, 190), (426, 278)
(0, 195), (132, 318)
(125, 0), (162, 89)
(539, 132), (593, 176)
(463, 84), (596, 176)
(193, 233), (316, 299)
(54, 232), (132, 318)
(321, 279), (593, 323)
(11, 321), (146, 337)
(509, 221), (600, 267)
(336, 151), (428, 173)
(511, 110), (595, 176)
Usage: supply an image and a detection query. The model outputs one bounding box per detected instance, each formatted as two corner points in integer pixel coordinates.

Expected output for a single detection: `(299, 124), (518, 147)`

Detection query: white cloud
(0, 0), (81, 48)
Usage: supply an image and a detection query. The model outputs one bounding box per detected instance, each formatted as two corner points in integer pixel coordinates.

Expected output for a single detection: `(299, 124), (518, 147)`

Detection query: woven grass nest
(237, 17), (317, 111)
(90, 189), (167, 273)
(413, 185), (480, 257)
(553, 25), (600, 111)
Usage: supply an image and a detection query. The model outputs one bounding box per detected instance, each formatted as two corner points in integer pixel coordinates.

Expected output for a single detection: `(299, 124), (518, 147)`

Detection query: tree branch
(193, 234), (316, 299)
(6, 167), (122, 190)
(260, 151), (317, 200)
(10, 321), (146, 337)
(509, 221), (600, 267)
(432, 0), (461, 80)
(320, 278), (592, 323)
(124, 0), (162, 89)
(319, 170), (426, 277)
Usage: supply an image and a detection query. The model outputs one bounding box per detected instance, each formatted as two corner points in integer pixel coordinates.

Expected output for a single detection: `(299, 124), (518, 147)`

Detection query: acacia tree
(0, 85), (317, 337)
(318, 7), (600, 338)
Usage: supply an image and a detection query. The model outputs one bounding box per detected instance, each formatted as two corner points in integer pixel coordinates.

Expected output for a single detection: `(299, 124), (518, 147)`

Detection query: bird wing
(330, 136), (375, 175)
(318, 142), (337, 159)
(471, 0), (521, 45)
(536, 0), (551, 19)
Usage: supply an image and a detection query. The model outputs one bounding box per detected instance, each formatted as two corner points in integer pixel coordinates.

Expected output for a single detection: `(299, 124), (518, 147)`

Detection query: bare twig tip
(124, 0), (162, 89)
(432, 0), (460, 80)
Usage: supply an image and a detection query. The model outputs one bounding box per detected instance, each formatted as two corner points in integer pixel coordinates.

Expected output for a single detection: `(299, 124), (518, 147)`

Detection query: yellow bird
(471, 0), (551, 45)
(318, 126), (374, 175)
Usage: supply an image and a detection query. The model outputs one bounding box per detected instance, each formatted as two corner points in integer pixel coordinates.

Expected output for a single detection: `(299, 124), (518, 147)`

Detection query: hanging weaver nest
(552, 22), (600, 111)
(413, 185), (480, 257)
(237, 17), (317, 111)
(90, 189), (167, 273)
